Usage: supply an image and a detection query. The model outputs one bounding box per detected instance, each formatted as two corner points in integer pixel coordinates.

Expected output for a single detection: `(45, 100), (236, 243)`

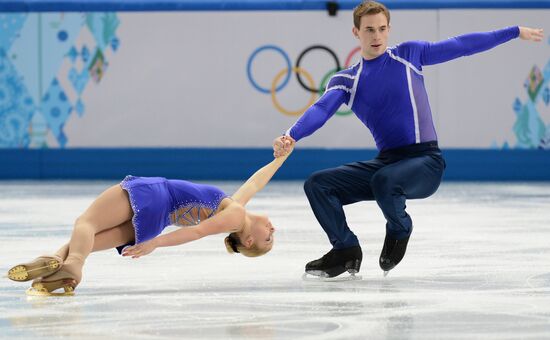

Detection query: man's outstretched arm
(419, 26), (543, 66)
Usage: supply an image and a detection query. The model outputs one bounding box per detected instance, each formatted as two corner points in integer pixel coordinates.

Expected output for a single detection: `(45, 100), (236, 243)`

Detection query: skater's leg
(371, 154), (445, 271)
(8, 221), (133, 282)
(371, 154), (444, 239)
(55, 244), (69, 260)
(30, 221), (135, 293)
(44, 184), (133, 285)
(53, 220), (135, 254)
(303, 160), (383, 249)
(303, 160), (385, 277)
(53, 219), (134, 259)
(91, 220), (135, 252)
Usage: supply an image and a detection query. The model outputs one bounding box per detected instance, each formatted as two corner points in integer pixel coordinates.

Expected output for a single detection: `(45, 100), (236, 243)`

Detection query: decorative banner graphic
(0, 12), (120, 148)
(246, 44), (361, 116)
(511, 37), (550, 150)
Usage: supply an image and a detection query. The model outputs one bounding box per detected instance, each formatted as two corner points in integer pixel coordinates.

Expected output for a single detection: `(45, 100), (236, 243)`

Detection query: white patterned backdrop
(0, 10), (548, 149)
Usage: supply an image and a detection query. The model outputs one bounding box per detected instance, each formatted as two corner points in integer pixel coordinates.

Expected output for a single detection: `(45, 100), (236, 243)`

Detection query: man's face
(352, 13), (390, 60)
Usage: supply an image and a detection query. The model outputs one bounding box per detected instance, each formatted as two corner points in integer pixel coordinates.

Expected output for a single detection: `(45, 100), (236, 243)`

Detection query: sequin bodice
(166, 179), (227, 227)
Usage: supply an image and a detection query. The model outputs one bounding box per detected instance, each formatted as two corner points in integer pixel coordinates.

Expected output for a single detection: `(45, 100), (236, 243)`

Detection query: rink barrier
(0, 148), (548, 181)
(1, 0), (550, 12)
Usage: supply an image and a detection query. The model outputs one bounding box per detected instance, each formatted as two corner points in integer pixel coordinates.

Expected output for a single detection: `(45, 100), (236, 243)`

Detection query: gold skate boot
(7, 255), (63, 282)
(26, 269), (78, 297)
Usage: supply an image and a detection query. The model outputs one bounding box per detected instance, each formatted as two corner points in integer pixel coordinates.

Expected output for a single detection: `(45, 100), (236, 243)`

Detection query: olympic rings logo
(247, 44), (361, 116)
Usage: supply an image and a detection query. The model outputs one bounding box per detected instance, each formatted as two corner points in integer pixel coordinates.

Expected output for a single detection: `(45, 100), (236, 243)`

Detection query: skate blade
(383, 271), (389, 277)
(25, 286), (75, 297)
(302, 272), (362, 282)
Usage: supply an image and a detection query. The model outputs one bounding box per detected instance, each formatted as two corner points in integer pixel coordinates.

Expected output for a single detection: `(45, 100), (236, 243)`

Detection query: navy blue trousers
(303, 141), (445, 249)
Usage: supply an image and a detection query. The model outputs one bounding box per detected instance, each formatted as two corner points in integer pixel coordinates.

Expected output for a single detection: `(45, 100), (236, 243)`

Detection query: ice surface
(1, 181), (549, 339)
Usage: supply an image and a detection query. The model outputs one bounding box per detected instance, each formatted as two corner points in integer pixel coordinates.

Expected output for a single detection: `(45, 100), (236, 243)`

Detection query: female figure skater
(7, 140), (294, 295)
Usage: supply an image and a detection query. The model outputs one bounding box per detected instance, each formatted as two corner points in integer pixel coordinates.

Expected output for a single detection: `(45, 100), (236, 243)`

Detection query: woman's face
(250, 214), (275, 252)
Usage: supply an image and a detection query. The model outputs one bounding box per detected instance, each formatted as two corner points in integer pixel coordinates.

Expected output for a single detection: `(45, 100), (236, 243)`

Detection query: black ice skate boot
(379, 234), (410, 274)
(305, 246), (362, 278)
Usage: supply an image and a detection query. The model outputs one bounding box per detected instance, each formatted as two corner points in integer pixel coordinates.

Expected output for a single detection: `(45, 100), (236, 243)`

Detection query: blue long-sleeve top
(285, 26), (520, 151)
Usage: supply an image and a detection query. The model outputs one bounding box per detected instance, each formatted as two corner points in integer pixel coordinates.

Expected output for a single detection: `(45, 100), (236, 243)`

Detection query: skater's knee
(371, 171), (394, 194)
(74, 215), (99, 232)
(74, 216), (85, 227)
(303, 176), (315, 194)
(304, 170), (330, 193)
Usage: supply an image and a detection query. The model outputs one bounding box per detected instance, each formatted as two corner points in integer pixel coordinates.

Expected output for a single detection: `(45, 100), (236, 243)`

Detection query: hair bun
(224, 236), (239, 254)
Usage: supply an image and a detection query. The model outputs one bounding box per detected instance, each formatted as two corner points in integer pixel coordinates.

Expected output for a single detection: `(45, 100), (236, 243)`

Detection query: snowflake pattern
(0, 12), (119, 148)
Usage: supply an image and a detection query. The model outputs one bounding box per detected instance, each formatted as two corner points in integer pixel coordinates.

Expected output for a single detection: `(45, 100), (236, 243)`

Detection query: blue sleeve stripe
(327, 76), (355, 90)
(326, 85), (352, 94)
(347, 58), (363, 108)
(333, 74), (355, 80)
(387, 49), (423, 76)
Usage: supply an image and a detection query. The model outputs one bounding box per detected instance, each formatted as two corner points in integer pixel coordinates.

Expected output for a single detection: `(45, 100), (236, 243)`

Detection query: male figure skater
(273, 0), (543, 278)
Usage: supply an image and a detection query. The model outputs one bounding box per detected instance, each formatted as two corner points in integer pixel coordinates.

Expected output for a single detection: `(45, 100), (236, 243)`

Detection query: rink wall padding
(0, 148), (548, 181)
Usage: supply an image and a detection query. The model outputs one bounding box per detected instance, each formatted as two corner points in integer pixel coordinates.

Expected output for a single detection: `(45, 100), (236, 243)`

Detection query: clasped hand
(273, 135), (296, 158)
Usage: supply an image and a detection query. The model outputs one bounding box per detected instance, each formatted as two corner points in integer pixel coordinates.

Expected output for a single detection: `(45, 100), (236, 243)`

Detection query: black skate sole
(302, 272), (362, 282)
(306, 266), (346, 278)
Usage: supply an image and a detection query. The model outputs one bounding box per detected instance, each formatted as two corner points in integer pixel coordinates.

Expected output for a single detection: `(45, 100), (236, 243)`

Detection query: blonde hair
(224, 233), (270, 258)
(353, 1), (390, 29)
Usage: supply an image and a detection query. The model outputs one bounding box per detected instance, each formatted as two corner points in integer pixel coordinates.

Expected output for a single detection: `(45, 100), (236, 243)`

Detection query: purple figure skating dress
(116, 175), (228, 254)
